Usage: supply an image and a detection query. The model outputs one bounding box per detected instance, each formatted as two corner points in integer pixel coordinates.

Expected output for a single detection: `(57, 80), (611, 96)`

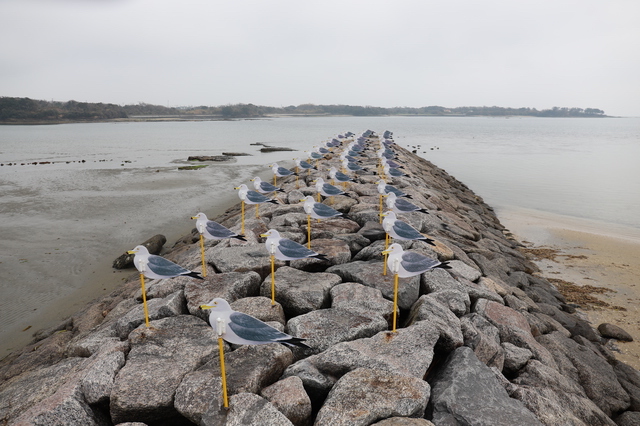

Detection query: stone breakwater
(1, 138), (639, 426)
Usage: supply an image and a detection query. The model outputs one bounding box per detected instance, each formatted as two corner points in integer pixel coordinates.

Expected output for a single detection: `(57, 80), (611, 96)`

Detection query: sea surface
(1, 116), (639, 355)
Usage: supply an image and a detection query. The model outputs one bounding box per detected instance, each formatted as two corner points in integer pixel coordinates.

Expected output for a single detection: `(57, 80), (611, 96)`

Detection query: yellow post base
(140, 274), (150, 327)
(255, 203), (260, 219)
(241, 201), (245, 235)
(199, 234), (207, 278)
(307, 215), (311, 249)
(270, 255), (276, 305)
(392, 273), (399, 332)
(218, 337), (229, 408)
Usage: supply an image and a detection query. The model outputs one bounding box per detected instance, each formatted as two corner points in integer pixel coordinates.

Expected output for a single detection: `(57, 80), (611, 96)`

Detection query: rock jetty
(1, 133), (639, 426)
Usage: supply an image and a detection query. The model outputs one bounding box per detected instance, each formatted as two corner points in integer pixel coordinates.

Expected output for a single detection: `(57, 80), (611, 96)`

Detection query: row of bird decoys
(125, 129), (450, 353)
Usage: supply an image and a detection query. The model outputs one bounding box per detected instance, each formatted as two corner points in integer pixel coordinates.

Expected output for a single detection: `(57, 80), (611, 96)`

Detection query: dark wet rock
(261, 376), (312, 426)
(112, 234), (166, 269)
(188, 155), (234, 161)
(315, 368), (430, 426)
(430, 346), (542, 426)
(599, 323), (634, 342)
(260, 266), (342, 317)
(287, 308), (388, 353)
(327, 261), (421, 310)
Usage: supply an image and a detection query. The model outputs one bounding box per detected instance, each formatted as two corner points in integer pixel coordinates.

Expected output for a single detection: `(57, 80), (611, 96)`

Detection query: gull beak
(381, 247), (392, 255)
(127, 250), (136, 255)
(191, 216), (197, 220)
(234, 186), (240, 190)
(199, 304), (214, 310)
(299, 198), (307, 203)
(259, 233), (269, 238)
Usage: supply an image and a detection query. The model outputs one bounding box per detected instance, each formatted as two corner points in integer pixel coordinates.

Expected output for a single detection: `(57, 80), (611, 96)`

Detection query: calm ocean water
(1, 116), (638, 354)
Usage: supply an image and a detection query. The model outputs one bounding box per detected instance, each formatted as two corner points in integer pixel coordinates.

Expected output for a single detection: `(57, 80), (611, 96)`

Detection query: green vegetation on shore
(0, 96), (607, 124)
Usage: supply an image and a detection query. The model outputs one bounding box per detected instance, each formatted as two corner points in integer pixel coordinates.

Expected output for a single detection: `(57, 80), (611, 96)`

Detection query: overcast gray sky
(1, 0), (639, 116)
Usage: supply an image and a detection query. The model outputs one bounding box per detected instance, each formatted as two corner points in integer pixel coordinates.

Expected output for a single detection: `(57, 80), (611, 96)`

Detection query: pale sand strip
(497, 206), (640, 369)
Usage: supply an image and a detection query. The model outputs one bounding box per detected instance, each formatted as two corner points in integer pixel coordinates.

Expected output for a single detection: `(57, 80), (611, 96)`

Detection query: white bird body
(191, 212), (246, 241)
(301, 195), (342, 220)
(261, 229), (328, 261)
(385, 192), (428, 215)
(250, 176), (283, 194)
(270, 163), (295, 177)
(200, 298), (309, 347)
(381, 243), (449, 278)
(128, 245), (203, 280)
(235, 184), (278, 205)
(314, 177), (347, 197)
(381, 211), (435, 245)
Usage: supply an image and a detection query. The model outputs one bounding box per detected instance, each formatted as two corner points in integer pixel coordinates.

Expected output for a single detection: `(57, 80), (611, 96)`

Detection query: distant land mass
(0, 96), (607, 124)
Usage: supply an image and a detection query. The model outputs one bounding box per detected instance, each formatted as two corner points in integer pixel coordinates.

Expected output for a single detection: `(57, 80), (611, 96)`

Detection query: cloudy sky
(1, 0), (639, 116)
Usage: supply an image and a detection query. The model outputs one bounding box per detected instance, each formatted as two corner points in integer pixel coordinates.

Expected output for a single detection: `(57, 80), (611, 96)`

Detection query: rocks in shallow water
(599, 323), (634, 341)
(315, 368), (430, 426)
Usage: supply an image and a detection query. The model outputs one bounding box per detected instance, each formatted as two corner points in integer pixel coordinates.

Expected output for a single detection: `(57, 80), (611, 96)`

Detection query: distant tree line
(0, 96), (607, 123)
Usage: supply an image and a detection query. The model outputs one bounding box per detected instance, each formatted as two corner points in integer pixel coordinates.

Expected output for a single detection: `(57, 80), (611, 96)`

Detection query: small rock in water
(598, 323), (634, 341)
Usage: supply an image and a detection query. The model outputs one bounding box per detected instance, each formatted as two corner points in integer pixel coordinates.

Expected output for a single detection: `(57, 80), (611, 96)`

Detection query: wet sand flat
(498, 207), (640, 369)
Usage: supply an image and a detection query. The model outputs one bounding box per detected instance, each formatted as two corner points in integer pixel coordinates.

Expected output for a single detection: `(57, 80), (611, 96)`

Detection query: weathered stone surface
(230, 296), (286, 325)
(446, 259), (482, 282)
(511, 360), (616, 425)
(430, 346), (542, 426)
(208, 243), (273, 278)
(475, 299), (556, 368)
(225, 343), (294, 395)
(115, 290), (187, 338)
(460, 313), (504, 370)
(226, 392), (294, 425)
(599, 323), (634, 342)
(357, 220), (386, 241)
(537, 303), (601, 342)
(614, 360), (640, 411)
(502, 342), (532, 374)
(406, 294), (464, 352)
(184, 271), (262, 321)
(110, 315), (218, 425)
(80, 342), (127, 405)
(331, 282), (395, 321)
(327, 261), (421, 310)
(284, 321), (439, 399)
(371, 419), (435, 426)
(616, 411), (640, 426)
(315, 368), (430, 426)
(420, 268), (470, 316)
(174, 366), (226, 426)
(261, 376), (312, 426)
(287, 308), (388, 352)
(260, 266), (342, 316)
(537, 331), (630, 416)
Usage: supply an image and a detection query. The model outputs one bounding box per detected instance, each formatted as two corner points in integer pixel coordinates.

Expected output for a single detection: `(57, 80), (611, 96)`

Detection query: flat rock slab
(110, 315), (219, 425)
(260, 266), (342, 317)
(326, 261), (420, 310)
(430, 346), (543, 426)
(315, 368), (430, 426)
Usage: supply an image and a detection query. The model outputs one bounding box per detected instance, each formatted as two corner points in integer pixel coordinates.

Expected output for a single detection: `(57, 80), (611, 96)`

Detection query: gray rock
(537, 331), (630, 416)
(289, 238), (351, 271)
(174, 366), (226, 426)
(358, 220), (387, 241)
(405, 294), (464, 352)
(460, 313), (504, 370)
(226, 393), (294, 426)
(113, 234), (166, 269)
(599, 323), (634, 342)
(208, 243), (273, 278)
(231, 296), (286, 325)
(420, 268), (470, 316)
(446, 259), (482, 281)
(315, 368), (430, 426)
(284, 321), (439, 399)
(331, 282), (395, 321)
(430, 346), (542, 426)
(260, 266), (342, 316)
(261, 376), (312, 426)
(371, 419), (435, 426)
(537, 303), (601, 342)
(225, 343), (294, 394)
(110, 315), (219, 425)
(327, 261), (421, 310)
(80, 343), (127, 405)
(287, 308), (389, 352)
(614, 360), (640, 411)
(184, 271), (262, 321)
(616, 411), (640, 426)
(352, 239), (388, 262)
(502, 342), (532, 374)
(115, 290), (187, 338)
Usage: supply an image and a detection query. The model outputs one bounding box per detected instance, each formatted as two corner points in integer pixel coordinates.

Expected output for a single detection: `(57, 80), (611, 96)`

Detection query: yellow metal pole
(255, 203), (260, 219)
(199, 234), (207, 277)
(241, 201), (245, 235)
(140, 273), (150, 327)
(392, 273), (399, 332)
(307, 215), (311, 249)
(383, 233), (389, 275)
(218, 337), (229, 408)
(271, 254), (276, 305)
(379, 194), (383, 223)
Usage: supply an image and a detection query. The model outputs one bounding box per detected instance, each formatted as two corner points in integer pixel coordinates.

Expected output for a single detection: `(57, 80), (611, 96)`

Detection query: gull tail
(233, 234), (248, 242)
(423, 237), (436, 246)
(418, 208), (430, 214)
(281, 337), (311, 349)
(436, 261), (451, 270)
(313, 254), (330, 261)
(186, 271), (205, 280)
(268, 199), (279, 204)
(402, 194), (413, 199)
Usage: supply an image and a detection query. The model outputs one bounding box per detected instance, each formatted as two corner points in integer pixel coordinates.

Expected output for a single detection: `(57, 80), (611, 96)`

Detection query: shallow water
(1, 116), (638, 356)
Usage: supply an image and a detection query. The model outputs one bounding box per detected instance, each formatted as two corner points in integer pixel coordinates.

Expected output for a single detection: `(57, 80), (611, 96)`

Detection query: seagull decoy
(314, 177), (349, 199)
(235, 184), (279, 205)
(385, 192), (429, 215)
(261, 229), (328, 261)
(301, 195), (342, 220)
(250, 176), (284, 194)
(376, 180), (413, 199)
(128, 245), (203, 280)
(381, 243), (450, 278)
(200, 298), (309, 348)
(381, 211), (435, 245)
(192, 212), (247, 242)
(329, 166), (356, 184)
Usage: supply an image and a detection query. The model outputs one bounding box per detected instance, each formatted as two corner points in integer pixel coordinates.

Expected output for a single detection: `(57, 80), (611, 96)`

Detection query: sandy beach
(497, 206), (640, 369)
